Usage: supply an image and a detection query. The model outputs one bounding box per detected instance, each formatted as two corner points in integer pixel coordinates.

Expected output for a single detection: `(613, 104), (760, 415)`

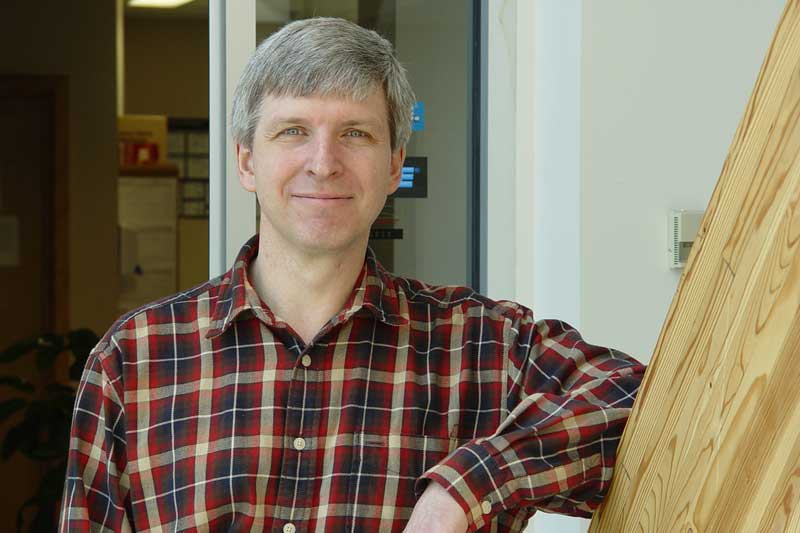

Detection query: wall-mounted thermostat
(669, 210), (704, 269)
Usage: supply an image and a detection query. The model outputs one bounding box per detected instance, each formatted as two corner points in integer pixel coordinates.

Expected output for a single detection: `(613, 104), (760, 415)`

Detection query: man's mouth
(292, 193), (354, 200)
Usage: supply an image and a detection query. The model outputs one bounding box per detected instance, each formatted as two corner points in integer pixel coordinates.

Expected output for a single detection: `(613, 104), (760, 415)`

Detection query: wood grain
(590, 1), (800, 531)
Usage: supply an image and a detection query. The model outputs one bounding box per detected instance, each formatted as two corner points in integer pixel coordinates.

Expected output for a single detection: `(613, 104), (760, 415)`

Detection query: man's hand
(404, 481), (469, 533)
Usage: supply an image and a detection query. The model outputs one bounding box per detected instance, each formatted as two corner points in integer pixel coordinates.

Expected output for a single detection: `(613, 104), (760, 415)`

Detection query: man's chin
(292, 232), (369, 257)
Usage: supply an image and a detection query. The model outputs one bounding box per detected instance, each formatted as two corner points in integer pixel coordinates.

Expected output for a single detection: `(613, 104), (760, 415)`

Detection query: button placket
(276, 344), (324, 527)
(275, 360), (310, 520)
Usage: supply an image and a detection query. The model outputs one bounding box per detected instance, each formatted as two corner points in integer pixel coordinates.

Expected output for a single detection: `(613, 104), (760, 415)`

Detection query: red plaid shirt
(61, 235), (645, 532)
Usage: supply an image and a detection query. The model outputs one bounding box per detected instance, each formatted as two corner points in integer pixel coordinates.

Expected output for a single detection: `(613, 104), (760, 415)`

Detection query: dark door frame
(0, 75), (69, 333)
(469, 0), (487, 292)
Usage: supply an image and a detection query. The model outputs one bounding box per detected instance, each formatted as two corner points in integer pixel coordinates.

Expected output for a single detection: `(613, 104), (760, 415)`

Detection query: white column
(485, 0), (585, 531)
(484, 0), (538, 310)
(116, 0), (125, 116)
(484, 0), (519, 302)
(209, 0), (256, 277)
(530, 3), (585, 532)
(530, 0), (582, 328)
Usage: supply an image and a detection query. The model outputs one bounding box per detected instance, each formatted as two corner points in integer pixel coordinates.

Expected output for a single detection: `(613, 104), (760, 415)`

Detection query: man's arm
(404, 482), (469, 532)
(60, 347), (131, 532)
(411, 312), (646, 531)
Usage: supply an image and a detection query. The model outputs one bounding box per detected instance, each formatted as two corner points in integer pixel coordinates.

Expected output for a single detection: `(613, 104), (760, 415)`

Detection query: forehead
(258, 88), (390, 128)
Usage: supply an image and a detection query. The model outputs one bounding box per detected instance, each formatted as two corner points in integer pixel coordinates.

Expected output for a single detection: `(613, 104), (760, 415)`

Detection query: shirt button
(283, 524), (296, 533)
(293, 437), (306, 451)
(301, 354), (312, 367)
(481, 499), (492, 515)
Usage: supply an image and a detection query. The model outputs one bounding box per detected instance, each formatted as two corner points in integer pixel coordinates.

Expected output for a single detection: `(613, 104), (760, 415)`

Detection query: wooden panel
(590, 1), (800, 531)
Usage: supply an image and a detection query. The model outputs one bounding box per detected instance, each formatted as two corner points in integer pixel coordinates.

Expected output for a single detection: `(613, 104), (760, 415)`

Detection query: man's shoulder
(386, 271), (532, 323)
(92, 274), (227, 359)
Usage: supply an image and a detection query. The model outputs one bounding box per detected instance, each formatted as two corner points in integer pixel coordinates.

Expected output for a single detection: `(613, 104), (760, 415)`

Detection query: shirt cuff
(414, 438), (517, 531)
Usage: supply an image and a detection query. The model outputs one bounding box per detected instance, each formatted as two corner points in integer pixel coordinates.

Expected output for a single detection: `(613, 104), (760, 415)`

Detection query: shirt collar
(206, 235), (408, 339)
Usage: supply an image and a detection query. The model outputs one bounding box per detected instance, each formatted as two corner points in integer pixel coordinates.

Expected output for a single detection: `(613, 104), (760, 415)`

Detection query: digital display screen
(392, 156), (427, 198)
(399, 166), (418, 188)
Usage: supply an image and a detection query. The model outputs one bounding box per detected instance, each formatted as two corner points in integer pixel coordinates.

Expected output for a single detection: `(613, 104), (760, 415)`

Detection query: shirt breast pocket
(347, 433), (455, 512)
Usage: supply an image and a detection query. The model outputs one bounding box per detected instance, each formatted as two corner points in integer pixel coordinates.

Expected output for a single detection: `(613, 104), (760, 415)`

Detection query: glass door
(213, 0), (481, 288)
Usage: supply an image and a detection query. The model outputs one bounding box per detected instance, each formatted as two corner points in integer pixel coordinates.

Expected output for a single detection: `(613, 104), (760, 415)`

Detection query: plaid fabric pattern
(60, 235), (645, 532)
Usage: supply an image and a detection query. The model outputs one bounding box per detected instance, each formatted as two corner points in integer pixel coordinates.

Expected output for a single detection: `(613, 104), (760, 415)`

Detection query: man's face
(236, 87), (405, 256)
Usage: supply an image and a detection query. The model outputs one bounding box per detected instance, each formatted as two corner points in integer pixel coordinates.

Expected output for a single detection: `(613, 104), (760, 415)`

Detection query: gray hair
(231, 17), (415, 152)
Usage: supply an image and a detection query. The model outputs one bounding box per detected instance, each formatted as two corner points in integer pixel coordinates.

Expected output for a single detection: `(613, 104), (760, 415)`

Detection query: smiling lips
(292, 193), (354, 201)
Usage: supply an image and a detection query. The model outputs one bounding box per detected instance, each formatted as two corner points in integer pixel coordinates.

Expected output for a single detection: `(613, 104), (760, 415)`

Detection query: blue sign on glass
(399, 166), (419, 188)
(411, 101), (425, 132)
(392, 156), (427, 198)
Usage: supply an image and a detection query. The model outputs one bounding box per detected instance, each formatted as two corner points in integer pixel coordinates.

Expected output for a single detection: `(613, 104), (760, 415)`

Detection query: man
(61, 18), (644, 532)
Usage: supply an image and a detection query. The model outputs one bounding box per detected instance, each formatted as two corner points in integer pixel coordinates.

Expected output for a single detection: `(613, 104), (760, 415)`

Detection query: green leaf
(7, 406), (42, 460)
(37, 333), (63, 351)
(3, 424), (26, 459)
(67, 329), (99, 380)
(43, 384), (77, 417)
(34, 334), (64, 372)
(34, 349), (59, 373)
(28, 414), (70, 461)
(0, 398), (26, 424)
(37, 460), (67, 500)
(28, 444), (63, 461)
(16, 495), (40, 533)
(0, 376), (35, 394)
(0, 338), (37, 364)
(29, 498), (57, 533)
(44, 382), (74, 397)
(66, 329), (99, 360)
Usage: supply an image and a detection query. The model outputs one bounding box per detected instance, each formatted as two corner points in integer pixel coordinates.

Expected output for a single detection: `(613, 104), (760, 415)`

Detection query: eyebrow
(267, 117), (383, 129)
(340, 119), (383, 128)
(268, 117), (309, 126)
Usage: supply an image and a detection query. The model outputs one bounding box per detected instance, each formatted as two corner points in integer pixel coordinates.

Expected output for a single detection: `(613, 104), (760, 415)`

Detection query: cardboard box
(118, 114), (167, 167)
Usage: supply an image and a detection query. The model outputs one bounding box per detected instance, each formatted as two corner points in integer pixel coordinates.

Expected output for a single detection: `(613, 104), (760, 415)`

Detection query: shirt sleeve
(59, 345), (132, 532)
(416, 310), (646, 530)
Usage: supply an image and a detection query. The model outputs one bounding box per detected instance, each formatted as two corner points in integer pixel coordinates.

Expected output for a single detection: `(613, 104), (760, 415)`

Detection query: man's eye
(282, 127), (303, 135)
(345, 130), (369, 138)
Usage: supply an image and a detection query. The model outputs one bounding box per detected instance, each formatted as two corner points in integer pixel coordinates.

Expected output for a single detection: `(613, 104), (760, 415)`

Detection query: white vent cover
(669, 210), (704, 269)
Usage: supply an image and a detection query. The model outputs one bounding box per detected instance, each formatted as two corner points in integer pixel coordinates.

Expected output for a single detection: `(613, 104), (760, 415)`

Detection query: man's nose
(306, 137), (343, 179)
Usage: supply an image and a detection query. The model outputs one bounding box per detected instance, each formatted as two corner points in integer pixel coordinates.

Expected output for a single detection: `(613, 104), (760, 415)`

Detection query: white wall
(579, 0), (785, 362)
(485, 1), (788, 532)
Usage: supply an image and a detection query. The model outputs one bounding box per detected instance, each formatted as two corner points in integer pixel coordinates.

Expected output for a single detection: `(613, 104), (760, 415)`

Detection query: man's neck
(247, 231), (367, 345)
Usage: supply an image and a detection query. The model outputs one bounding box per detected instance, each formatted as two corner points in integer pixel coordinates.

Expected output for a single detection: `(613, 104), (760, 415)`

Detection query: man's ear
(236, 143), (256, 192)
(387, 147), (406, 195)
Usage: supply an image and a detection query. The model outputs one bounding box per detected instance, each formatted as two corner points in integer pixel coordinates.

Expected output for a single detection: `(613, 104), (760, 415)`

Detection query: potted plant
(0, 329), (98, 532)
